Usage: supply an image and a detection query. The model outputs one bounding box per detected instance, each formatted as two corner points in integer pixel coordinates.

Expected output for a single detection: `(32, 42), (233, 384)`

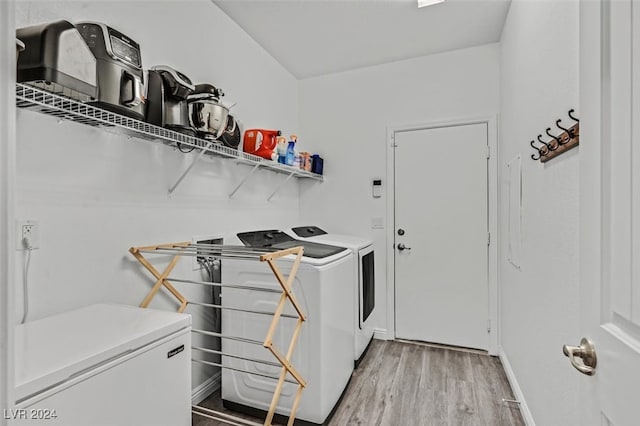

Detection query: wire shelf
(15, 83), (323, 182)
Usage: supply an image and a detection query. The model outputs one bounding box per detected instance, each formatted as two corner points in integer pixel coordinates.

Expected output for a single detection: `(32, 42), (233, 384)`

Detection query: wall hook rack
(530, 109), (580, 163)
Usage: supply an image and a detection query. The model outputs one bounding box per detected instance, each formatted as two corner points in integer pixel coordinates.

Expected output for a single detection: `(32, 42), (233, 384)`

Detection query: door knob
(397, 243), (411, 251)
(563, 337), (597, 376)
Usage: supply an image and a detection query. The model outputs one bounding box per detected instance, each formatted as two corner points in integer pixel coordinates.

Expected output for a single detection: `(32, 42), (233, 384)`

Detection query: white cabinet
(14, 304), (191, 426)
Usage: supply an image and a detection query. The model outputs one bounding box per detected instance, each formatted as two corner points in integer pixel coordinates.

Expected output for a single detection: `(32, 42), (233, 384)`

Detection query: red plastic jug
(243, 129), (281, 159)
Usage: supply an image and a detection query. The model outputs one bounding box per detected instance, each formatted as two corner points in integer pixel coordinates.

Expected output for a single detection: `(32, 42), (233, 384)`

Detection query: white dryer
(14, 304), (191, 426)
(221, 230), (354, 425)
(289, 226), (375, 366)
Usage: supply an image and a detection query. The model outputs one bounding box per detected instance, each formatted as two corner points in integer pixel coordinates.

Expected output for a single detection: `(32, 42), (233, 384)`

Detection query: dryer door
(360, 246), (375, 327)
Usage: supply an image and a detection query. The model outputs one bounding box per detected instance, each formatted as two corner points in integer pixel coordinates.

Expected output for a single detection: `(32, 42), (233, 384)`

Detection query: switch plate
(16, 219), (39, 250)
(371, 217), (385, 229)
(372, 178), (383, 198)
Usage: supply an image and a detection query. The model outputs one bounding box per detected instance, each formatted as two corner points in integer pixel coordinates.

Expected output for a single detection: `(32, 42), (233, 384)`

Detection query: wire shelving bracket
(267, 171), (296, 202)
(229, 163), (261, 198)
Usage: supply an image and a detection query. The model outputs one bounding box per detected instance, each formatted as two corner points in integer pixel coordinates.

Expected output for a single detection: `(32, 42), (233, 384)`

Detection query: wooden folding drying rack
(129, 241), (307, 426)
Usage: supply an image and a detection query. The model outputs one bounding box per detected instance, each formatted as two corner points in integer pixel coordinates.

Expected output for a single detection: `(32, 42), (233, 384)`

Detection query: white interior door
(578, 1), (640, 424)
(394, 123), (488, 350)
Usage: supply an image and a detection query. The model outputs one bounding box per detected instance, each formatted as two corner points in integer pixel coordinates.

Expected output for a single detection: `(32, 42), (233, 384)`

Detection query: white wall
(11, 2), (582, 419)
(298, 44), (500, 337)
(499, 0), (580, 424)
(14, 0), (301, 391)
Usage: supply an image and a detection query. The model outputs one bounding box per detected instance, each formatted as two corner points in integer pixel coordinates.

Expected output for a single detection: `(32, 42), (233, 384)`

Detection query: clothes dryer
(289, 226), (375, 366)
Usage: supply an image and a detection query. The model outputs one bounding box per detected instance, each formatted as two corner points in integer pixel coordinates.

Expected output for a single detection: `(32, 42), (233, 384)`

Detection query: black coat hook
(535, 135), (550, 151)
(530, 139), (546, 160)
(531, 149), (541, 161)
(539, 134), (557, 151)
(568, 109), (579, 123)
(546, 127), (561, 150)
(556, 119), (572, 144)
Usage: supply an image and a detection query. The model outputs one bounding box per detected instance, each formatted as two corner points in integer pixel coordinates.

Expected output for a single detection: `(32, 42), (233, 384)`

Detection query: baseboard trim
(498, 347), (535, 426)
(373, 327), (389, 340)
(191, 372), (221, 405)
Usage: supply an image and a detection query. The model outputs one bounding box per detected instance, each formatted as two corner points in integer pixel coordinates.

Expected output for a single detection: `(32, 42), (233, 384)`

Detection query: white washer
(14, 304), (192, 426)
(221, 230), (354, 425)
(289, 226), (375, 366)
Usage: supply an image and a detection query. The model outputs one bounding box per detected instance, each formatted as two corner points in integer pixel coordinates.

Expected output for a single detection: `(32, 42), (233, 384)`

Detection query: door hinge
(486, 145), (491, 159)
(487, 319), (491, 333)
(487, 232), (491, 246)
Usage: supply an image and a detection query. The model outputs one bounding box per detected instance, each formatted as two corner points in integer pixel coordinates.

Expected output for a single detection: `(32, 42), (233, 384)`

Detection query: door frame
(1, 0), (17, 422)
(385, 115), (499, 355)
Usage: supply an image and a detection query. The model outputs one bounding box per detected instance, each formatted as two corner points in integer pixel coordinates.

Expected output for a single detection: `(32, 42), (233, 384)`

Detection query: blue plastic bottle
(276, 137), (287, 164)
(285, 135), (297, 166)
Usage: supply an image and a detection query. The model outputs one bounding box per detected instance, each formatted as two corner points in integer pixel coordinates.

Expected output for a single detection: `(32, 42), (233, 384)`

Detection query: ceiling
(213, 0), (511, 79)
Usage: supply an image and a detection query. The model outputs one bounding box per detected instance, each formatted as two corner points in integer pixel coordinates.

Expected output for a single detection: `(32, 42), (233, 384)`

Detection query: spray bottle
(276, 136), (288, 164)
(285, 134), (297, 166)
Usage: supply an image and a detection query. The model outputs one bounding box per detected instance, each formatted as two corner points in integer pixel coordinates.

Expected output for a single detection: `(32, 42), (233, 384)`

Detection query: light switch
(372, 179), (382, 198)
(371, 217), (384, 229)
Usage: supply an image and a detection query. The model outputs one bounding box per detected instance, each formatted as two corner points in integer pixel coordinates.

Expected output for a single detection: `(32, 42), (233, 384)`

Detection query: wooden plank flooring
(192, 339), (525, 426)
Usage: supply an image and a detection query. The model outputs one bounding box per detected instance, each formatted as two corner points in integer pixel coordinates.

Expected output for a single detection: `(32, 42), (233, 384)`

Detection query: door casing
(1, 0), (17, 422)
(385, 115), (499, 355)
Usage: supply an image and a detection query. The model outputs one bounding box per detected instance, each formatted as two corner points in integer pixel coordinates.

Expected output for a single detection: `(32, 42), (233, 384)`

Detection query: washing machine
(221, 230), (354, 425)
(14, 304), (191, 426)
(289, 226), (375, 367)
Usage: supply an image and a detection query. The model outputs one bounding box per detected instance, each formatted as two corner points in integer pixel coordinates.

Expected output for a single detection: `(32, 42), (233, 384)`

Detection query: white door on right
(394, 123), (488, 351)
(578, 1), (640, 424)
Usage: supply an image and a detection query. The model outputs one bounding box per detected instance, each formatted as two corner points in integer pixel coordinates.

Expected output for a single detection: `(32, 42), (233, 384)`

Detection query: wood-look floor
(192, 339), (525, 426)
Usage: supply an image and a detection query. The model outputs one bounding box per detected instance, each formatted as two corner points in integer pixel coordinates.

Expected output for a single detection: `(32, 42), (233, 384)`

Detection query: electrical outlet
(371, 217), (385, 229)
(16, 220), (39, 250)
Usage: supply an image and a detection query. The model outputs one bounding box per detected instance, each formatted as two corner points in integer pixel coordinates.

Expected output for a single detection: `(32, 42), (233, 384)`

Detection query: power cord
(21, 235), (33, 324)
(198, 257), (222, 333)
